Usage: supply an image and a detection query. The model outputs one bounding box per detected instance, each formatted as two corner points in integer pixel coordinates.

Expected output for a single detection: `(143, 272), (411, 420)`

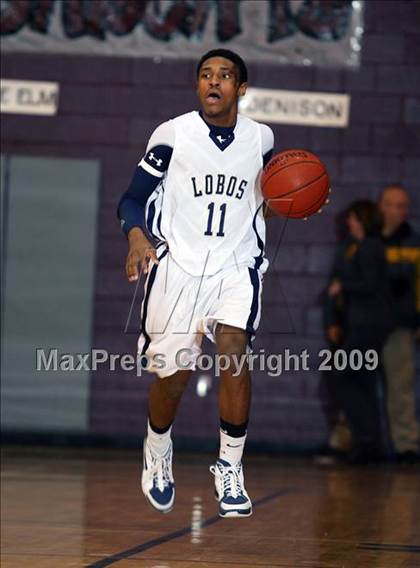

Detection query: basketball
(261, 149), (330, 219)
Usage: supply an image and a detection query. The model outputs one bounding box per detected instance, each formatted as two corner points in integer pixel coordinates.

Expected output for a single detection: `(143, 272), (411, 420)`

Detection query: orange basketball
(261, 149), (330, 219)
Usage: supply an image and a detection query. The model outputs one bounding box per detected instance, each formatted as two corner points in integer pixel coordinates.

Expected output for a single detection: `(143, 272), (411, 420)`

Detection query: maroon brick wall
(2, 0), (419, 449)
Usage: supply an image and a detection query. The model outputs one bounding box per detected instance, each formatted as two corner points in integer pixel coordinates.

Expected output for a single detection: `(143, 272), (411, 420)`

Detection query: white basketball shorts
(137, 247), (263, 378)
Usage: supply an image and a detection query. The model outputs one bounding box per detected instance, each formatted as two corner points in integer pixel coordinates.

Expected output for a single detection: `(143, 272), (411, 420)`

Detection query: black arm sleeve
(117, 143), (172, 237)
(118, 166), (161, 236)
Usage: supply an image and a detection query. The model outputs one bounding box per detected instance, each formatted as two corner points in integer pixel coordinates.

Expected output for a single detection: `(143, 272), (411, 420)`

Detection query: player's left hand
(126, 228), (159, 281)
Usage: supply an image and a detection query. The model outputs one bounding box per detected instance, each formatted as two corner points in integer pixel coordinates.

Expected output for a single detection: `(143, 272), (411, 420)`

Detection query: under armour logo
(148, 152), (163, 167)
(217, 135), (226, 144)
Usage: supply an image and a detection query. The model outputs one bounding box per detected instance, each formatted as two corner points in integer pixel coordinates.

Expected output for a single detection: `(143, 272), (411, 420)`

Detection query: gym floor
(1, 446), (419, 568)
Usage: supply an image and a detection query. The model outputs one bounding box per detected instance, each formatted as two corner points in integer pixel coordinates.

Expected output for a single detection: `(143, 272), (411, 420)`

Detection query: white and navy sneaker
(210, 459), (252, 518)
(141, 439), (175, 513)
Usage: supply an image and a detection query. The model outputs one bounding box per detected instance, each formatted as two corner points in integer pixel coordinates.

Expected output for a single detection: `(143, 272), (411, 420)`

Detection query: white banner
(239, 87), (350, 128)
(1, 0), (364, 69)
(0, 79), (59, 116)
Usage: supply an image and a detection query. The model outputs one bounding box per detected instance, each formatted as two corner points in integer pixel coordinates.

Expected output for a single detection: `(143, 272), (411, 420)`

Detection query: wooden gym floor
(1, 446), (419, 568)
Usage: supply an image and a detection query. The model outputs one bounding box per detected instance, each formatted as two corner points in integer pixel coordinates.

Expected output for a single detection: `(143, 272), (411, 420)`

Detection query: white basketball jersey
(147, 111), (268, 276)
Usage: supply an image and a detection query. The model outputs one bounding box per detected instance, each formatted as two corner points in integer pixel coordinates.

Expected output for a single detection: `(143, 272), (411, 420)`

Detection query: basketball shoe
(141, 438), (175, 513)
(210, 459), (252, 517)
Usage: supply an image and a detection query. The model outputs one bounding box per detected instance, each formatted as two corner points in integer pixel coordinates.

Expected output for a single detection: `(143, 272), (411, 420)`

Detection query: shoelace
(149, 445), (173, 492)
(211, 461), (243, 499)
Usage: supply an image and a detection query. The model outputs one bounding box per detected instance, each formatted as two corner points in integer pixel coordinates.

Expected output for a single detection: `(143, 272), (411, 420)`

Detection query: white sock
(219, 429), (247, 465)
(147, 420), (172, 455)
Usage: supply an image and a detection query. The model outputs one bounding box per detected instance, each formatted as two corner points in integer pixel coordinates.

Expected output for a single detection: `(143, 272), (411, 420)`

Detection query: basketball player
(118, 49), (274, 517)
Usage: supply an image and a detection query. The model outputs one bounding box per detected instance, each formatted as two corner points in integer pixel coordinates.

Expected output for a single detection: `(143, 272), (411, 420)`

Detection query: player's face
(197, 57), (247, 126)
(379, 187), (409, 229)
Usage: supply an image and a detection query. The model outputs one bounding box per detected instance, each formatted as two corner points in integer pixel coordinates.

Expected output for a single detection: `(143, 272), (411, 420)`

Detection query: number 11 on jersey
(204, 202), (227, 237)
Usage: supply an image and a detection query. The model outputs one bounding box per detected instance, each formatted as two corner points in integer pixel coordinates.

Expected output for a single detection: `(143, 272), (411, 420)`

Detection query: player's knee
(216, 324), (248, 358)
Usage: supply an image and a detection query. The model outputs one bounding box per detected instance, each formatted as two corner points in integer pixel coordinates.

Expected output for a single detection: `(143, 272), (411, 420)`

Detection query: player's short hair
(346, 200), (383, 237)
(196, 49), (248, 84)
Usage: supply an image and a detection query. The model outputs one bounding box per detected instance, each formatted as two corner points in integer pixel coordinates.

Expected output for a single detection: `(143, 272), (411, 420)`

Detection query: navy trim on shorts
(252, 203), (264, 270)
(140, 248), (169, 356)
(246, 267), (260, 346)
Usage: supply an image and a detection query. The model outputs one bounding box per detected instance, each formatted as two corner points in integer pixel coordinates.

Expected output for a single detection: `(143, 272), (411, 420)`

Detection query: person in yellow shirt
(379, 186), (420, 464)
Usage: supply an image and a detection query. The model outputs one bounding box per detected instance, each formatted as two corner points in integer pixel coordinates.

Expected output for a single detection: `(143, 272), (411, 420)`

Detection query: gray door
(1, 156), (100, 432)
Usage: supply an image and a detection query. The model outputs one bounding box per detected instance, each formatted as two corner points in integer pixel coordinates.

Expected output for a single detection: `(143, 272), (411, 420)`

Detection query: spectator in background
(379, 186), (420, 464)
(324, 200), (393, 464)
(318, 217), (352, 463)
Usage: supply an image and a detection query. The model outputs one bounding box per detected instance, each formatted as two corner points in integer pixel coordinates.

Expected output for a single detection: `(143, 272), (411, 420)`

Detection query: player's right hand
(126, 228), (159, 281)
